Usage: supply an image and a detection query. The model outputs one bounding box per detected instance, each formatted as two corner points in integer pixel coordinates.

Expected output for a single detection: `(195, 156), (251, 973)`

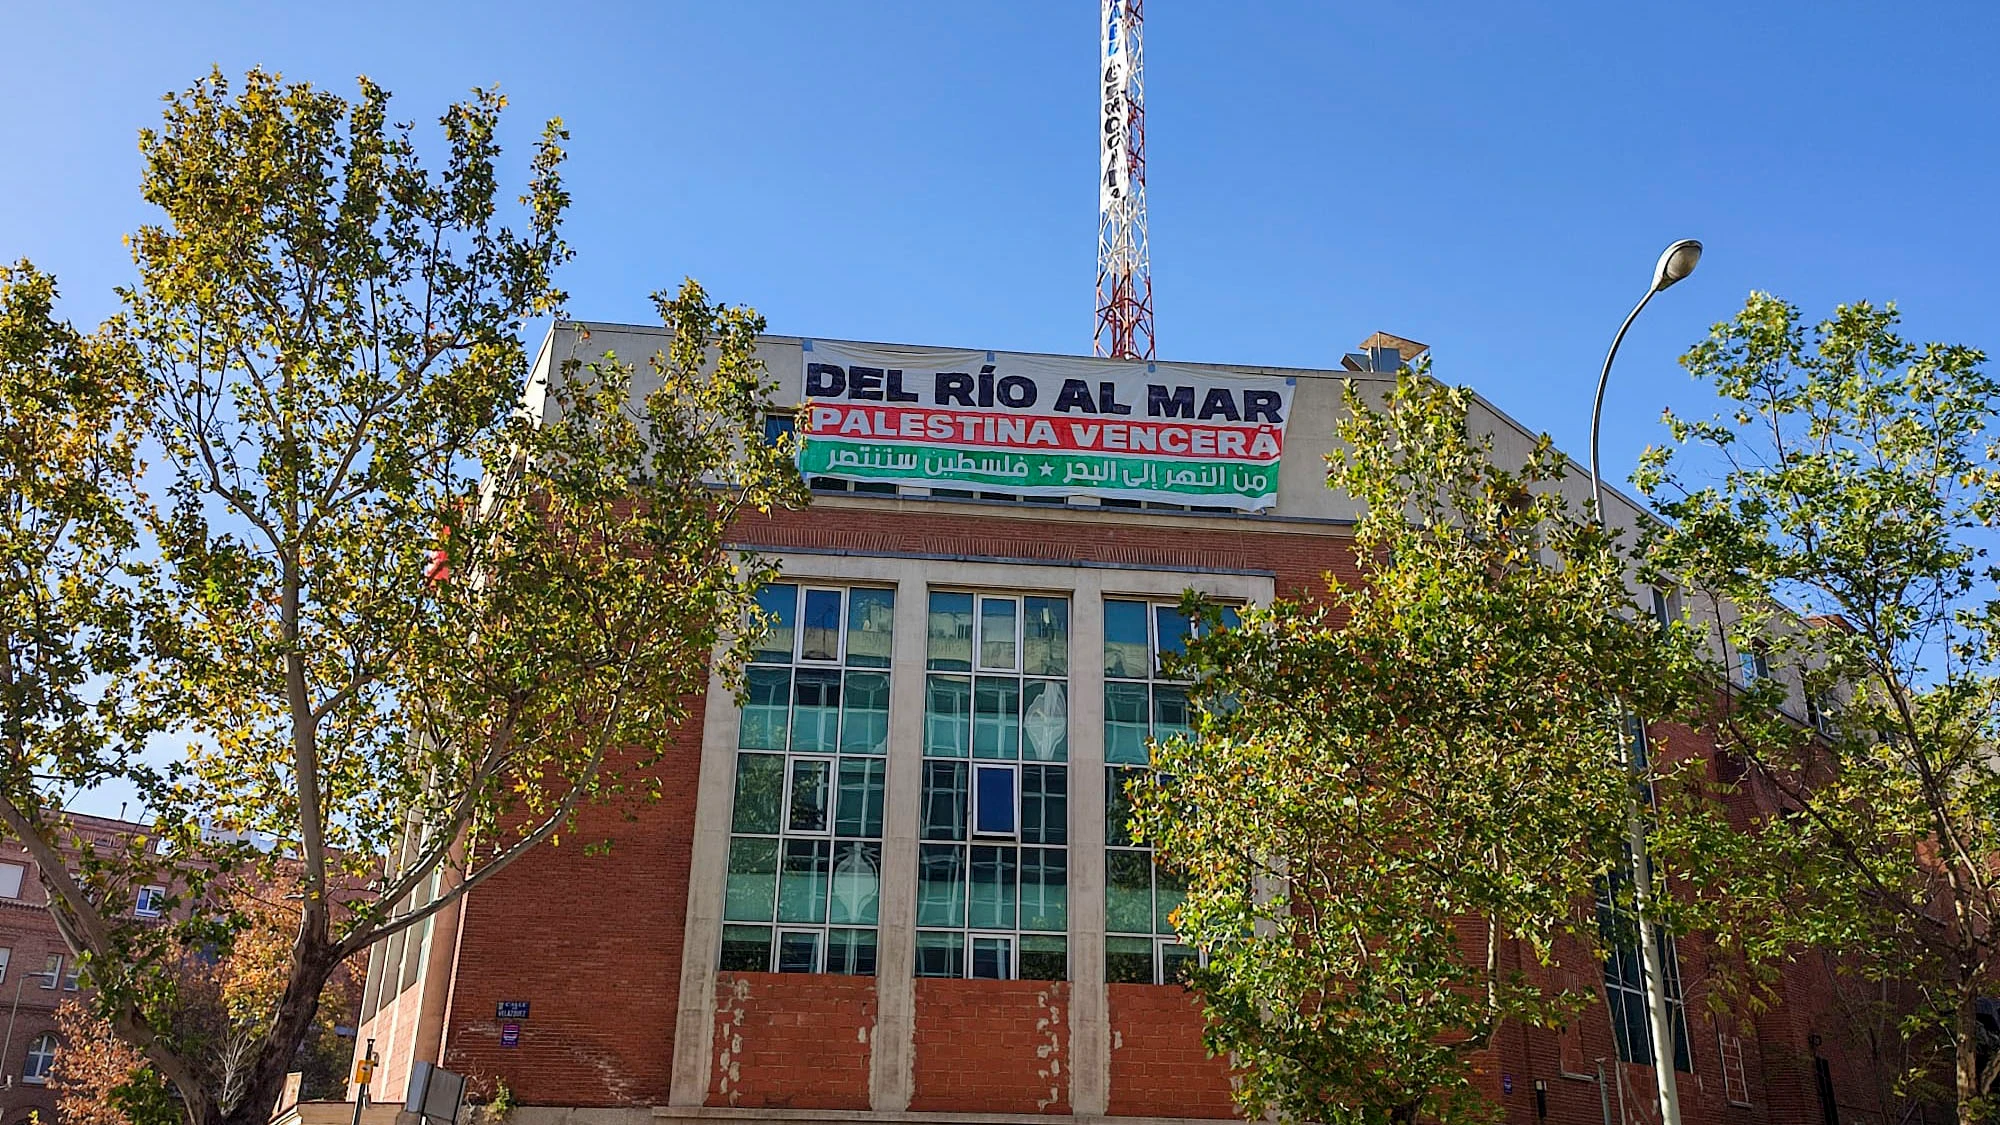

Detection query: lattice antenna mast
(1095, 0), (1153, 360)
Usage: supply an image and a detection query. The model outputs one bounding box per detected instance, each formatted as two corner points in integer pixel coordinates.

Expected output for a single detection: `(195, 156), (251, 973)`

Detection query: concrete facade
(351, 327), (1921, 1125)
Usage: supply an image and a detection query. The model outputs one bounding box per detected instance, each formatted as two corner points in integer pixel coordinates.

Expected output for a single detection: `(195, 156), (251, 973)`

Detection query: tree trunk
(179, 951), (334, 1125)
(1955, 985), (1980, 1125)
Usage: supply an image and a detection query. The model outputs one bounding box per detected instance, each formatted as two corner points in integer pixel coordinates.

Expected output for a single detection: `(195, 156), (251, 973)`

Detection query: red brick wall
(439, 713), (706, 1107)
(910, 978), (1069, 1115)
(1107, 984), (1236, 1118)
(732, 503), (1362, 603)
(706, 971), (874, 1109)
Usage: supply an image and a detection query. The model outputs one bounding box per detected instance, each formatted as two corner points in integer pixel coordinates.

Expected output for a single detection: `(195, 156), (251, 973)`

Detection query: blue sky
(5, 2), (1997, 477)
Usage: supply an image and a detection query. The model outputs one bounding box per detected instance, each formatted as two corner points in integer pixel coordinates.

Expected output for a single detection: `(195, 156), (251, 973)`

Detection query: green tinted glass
(730, 753), (784, 834)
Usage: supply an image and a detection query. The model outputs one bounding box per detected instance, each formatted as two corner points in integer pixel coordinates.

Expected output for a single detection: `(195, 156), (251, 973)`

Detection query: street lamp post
(1588, 238), (1701, 1125)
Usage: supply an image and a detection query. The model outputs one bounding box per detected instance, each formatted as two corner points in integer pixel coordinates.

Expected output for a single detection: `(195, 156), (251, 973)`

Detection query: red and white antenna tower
(1095, 0), (1153, 361)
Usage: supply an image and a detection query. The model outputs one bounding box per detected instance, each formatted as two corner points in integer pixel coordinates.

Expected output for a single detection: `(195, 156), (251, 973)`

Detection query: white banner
(796, 340), (1296, 510)
(1100, 0), (1130, 215)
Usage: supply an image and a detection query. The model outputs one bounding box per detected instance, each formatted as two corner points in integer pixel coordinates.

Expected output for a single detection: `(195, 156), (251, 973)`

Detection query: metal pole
(0, 970), (28, 1108)
(1589, 281), (1683, 1125)
(351, 1038), (376, 1125)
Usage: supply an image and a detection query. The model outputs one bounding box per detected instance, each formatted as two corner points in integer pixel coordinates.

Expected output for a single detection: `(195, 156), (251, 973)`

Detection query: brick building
(0, 813), (163, 1125)
(352, 326), (1925, 1125)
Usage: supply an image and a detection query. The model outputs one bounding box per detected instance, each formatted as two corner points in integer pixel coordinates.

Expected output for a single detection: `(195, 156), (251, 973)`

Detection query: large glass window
(1598, 884), (1693, 1072)
(723, 584), (893, 975)
(1103, 598), (1234, 985)
(917, 591), (1070, 980)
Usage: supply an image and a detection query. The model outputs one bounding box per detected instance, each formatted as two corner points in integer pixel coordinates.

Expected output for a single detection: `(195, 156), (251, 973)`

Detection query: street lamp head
(1651, 239), (1703, 292)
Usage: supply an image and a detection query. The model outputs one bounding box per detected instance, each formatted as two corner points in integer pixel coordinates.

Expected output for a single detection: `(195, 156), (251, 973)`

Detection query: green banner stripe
(800, 438), (1278, 499)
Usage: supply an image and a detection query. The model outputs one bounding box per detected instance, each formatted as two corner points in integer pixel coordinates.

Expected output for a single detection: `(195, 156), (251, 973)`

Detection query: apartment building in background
(0, 813), (164, 1125)
(350, 326), (1920, 1125)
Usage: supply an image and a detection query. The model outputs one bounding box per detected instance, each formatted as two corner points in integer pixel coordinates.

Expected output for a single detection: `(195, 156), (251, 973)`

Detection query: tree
(1131, 373), (1699, 1124)
(51, 879), (364, 1125)
(0, 68), (802, 1125)
(1638, 293), (2000, 1124)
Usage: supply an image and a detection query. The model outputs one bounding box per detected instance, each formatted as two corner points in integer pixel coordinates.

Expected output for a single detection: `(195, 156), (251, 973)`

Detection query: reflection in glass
(927, 592), (974, 670)
(846, 587), (895, 667)
(801, 589), (842, 661)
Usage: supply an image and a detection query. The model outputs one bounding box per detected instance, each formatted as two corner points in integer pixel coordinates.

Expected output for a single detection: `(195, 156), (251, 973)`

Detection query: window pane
(1153, 685), (1192, 741)
(969, 845), (1018, 929)
(1155, 605), (1193, 675)
(1107, 849), (1154, 933)
(1020, 847), (1068, 932)
(836, 759), (886, 838)
(719, 925), (773, 972)
(1103, 600), (1151, 678)
(1162, 942), (1198, 985)
(973, 678), (1021, 759)
(739, 668), (792, 750)
(829, 841), (882, 925)
(970, 935), (1014, 980)
(974, 765), (1018, 837)
(927, 592), (974, 670)
(801, 589), (843, 661)
(752, 584), (797, 663)
(925, 675), (971, 757)
(777, 930), (821, 973)
(1155, 862), (1187, 935)
(1219, 605), (1242, 631)
(724, 838), (778, 921)
(915, 931), (965, 978)
(828, 928), (878, 976)
(846, 588), (895, 668)
(1106, 936), (1154, 984)
(921, 761), (968, 841)
(917, 844), (967, 927)
(792, 670), (842, 753)
(840, 671), (891, 754)
(1106, 766), (1138, 846)
(1020, 935), (1068, 981)
(777, 840), (832, 923)
(978, 597), (1018, 670)
(1104, 682), (1151, 764)
(1023, 597), (1069, 676)
(1022, 765), (1068, 845)
(788, 758), (832, 833)
(730, 753), (785, 834)
(1022, 681), (1068, 762)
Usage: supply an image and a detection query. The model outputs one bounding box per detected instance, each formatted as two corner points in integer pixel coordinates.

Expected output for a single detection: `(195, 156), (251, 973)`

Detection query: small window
(41, 954), (61, 990)
(135, 885), (167, 918)
(1740, 644), (1771, 683)
(1650, 587), (1675, 629)
(762, 413), (796, 447)
(23, 1032), (57, 1084)
(0, 861), (24, 899)
(0, 946), (10, 984)
(973, 765), (1018, 837)
(63, 961), (80, 990)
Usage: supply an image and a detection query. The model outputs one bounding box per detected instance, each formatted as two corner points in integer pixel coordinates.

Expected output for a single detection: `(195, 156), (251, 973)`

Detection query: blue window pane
(927, 592), (974, 670)
(921, 761), (968, 841)
(829, 841), (881, 925)
(1155, 605), (1194, 674)
(802, 589), (842, 661)
(1104, 682), (1151, 764)
(738, 668), (791, 751)
(840, 671), (891, 754)
(969, 845), (1018, 929)
(752, 584), (797, 663)
(972, 678), (1020, 759)
(792, 670), (841, 752)
(915, 931), (964, 978)
(974, 765), (1017, 836)
(970, 935), (1013, 980)
(917, 844), (966, 927)
(1103, 600), (1150, 678)
(847, 588), (895, 668)
(925, 675), (971, 757)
